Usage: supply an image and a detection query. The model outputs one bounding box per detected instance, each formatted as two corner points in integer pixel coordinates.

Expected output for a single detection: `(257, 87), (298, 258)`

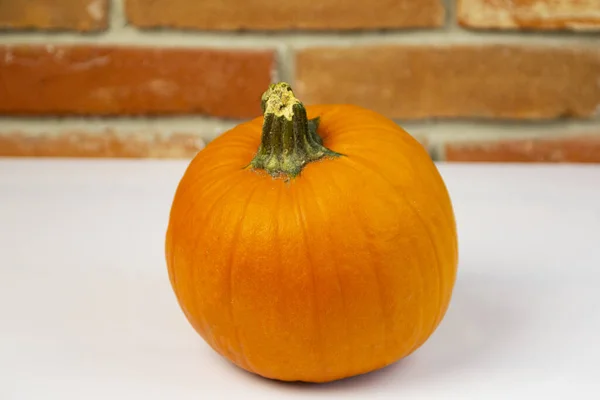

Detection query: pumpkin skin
(165, 99), (458, 383)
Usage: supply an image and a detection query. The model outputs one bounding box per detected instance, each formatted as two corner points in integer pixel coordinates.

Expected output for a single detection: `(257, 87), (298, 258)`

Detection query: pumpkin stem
(250, 82), (340, 178)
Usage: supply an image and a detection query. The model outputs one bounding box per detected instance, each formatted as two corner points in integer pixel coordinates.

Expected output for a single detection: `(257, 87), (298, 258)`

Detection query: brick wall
(1, 0), (599, 162)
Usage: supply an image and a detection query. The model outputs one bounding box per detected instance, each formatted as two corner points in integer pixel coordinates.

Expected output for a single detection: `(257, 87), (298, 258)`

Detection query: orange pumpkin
(165, 82), (458, 383)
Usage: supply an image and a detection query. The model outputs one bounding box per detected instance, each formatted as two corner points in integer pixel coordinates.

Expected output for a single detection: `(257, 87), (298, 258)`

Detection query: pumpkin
(165, 82), (458, 383)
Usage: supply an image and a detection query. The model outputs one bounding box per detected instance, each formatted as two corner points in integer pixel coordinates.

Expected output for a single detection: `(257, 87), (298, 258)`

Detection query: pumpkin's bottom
(187, 312), (434, 384)
(217, 344), (417, 384)
(245, 358), (408, 384)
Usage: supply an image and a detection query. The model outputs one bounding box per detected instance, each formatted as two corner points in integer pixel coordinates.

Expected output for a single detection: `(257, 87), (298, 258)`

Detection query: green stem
(250, 82), (340, 178)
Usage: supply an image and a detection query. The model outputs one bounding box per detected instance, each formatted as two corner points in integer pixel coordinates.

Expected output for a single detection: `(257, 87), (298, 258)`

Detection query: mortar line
(1, 28), (598, 48)
(2, 116), (599, 134)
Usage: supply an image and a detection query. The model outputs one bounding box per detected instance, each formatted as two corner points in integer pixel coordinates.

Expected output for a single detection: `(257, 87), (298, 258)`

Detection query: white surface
(1, 158), (599, 399)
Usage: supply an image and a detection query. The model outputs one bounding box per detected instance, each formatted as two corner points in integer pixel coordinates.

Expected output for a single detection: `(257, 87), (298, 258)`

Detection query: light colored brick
(0, 0), (108, 31)
(0, 130), (205, 158)
(445, 136), (600, 162)
(295, 44), (600, 120)
(0, 45), (274, 118)
(458, 0), (600, 31)
(125, 0), (445, 30)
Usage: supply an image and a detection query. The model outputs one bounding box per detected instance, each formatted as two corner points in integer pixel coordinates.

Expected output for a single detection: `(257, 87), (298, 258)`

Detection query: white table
(1, 158), (599, 399)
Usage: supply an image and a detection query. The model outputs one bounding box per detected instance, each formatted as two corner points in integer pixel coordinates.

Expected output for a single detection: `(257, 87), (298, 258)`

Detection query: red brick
(0, 0), (108, 31)
(0, 45), (274, 118)
(458, 0), (600, 31)
(0, 130), (205, 158)
(295, 44), (600, 120)
(125, 0), (444, 30)
(445, 136), (600, 163)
